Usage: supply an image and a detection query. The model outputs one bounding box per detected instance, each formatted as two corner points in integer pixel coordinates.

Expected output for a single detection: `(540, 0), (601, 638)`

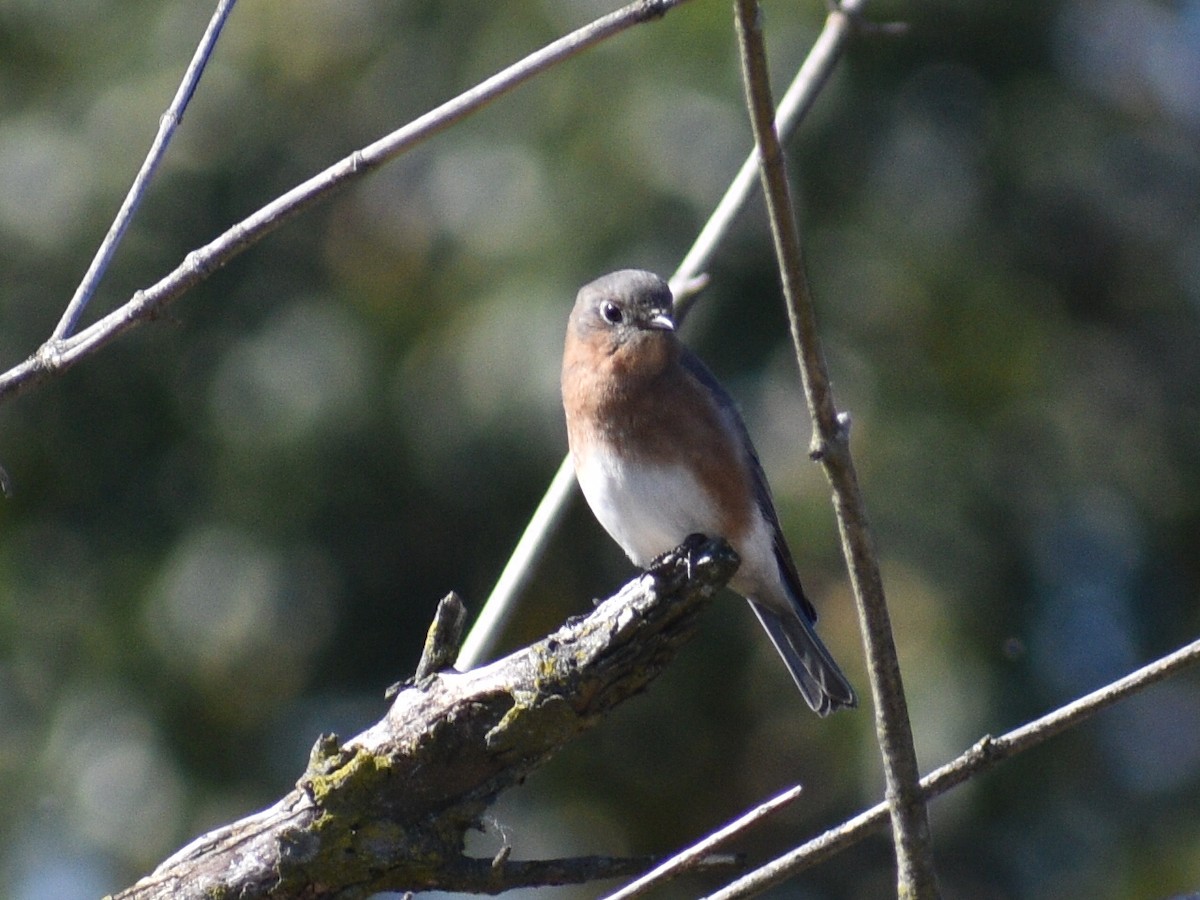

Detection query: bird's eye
(600, 301), (623, 325)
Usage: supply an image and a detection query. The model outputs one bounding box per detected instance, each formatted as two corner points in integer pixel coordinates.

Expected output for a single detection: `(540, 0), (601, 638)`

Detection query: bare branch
(108, 536), (740, 900)
(460, 0), (867, 671)
(670, 0), (864, 321)
(601, 785), (804, 900)
(730, 0), (939, 896)
(705, 636), (1200, 899)
(458, 457), (578, 669)
(0, 0), (693, 406)
(413, 591), (469, 683)
(50, 0), (238, 343)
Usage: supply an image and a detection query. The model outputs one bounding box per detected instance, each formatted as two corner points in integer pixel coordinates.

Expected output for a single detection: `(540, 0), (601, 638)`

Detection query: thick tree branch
(107, 536), (739, 900)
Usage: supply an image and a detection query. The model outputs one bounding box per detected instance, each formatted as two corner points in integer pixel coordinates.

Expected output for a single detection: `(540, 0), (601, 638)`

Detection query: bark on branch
(107, 536), (739, 900)
(732, 1), (939, 896)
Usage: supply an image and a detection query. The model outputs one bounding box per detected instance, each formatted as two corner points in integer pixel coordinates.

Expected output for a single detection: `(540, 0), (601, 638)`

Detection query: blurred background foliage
(1, 0), (1199, 897)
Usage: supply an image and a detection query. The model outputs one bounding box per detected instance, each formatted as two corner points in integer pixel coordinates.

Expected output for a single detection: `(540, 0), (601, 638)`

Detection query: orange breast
(562, 329), (756, 546)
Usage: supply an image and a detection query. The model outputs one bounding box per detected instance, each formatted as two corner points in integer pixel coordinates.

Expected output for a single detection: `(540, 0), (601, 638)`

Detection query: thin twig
(731, 1), (939, 897)
(671, 0), (863, 320)
(51, 0), (239, 342)
(457, 456), (577, 668)
(705, 636), (1200, 898)
(601, 785), (804, 900)
(0, 0), (692, 405)
(459, 0), (865, 671)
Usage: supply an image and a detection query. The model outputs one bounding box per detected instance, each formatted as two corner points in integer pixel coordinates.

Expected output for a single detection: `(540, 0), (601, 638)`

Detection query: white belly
(575, 450), (720, 568)
(574, 445), (782, 599)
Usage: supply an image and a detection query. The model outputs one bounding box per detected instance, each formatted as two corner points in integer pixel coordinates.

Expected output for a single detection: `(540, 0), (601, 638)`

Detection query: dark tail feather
(748, 600), (857, 716)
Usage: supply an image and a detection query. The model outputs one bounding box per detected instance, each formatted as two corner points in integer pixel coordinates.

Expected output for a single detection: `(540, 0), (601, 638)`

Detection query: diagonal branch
(50, 0), (239, 343)
(705, 635), (1200, 898)
(109, 537), (740, 900)
(600, 785), (805, 900)
(731, 0), (940, 897)
(0, 0), (693, 405)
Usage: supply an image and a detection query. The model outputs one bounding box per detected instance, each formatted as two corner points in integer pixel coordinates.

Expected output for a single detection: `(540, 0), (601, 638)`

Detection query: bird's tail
(747, 600), (858, 715)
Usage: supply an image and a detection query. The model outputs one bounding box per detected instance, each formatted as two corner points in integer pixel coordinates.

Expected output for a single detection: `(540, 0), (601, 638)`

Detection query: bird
(561, 269), (857, 715)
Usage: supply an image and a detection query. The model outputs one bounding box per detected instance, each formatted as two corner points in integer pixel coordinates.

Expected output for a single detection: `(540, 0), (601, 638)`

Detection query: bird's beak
(648, 310), (675, 331)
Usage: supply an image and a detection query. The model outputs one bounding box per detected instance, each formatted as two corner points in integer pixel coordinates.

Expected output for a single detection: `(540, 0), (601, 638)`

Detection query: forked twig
(50, 0), (239, 343)
(0, 0), (693, 405)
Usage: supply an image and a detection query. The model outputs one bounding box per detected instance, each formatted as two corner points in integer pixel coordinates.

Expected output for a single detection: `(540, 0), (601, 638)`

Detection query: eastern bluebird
(562, 269), (857, 715)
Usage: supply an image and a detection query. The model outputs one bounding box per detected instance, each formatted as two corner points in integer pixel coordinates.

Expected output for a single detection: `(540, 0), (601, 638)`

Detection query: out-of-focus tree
(1, 1), (1198, 897)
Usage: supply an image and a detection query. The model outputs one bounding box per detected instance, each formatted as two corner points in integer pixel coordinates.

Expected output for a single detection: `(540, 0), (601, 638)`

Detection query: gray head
(570, 269), (675, 340)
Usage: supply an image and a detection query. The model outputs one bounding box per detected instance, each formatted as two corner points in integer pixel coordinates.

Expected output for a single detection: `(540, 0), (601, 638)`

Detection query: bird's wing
(678, 348), (819, 623)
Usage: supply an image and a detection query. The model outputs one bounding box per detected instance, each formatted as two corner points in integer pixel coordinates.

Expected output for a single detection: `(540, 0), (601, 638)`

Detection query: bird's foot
(647, 532), (712, 582)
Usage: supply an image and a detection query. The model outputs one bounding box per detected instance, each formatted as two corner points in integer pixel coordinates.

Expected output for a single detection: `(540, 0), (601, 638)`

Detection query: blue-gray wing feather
(678, 349), (818, 622)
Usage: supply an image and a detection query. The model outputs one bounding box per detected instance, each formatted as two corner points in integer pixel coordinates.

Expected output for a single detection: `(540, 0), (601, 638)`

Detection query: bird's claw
(647, 532), (713, 582)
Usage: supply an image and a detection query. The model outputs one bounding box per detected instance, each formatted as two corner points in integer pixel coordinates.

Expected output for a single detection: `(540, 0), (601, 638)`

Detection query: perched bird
(561, 269), (857, 715)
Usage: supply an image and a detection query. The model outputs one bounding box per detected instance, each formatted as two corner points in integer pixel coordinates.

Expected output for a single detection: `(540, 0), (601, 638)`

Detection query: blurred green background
(2, 0), (1199, 897)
